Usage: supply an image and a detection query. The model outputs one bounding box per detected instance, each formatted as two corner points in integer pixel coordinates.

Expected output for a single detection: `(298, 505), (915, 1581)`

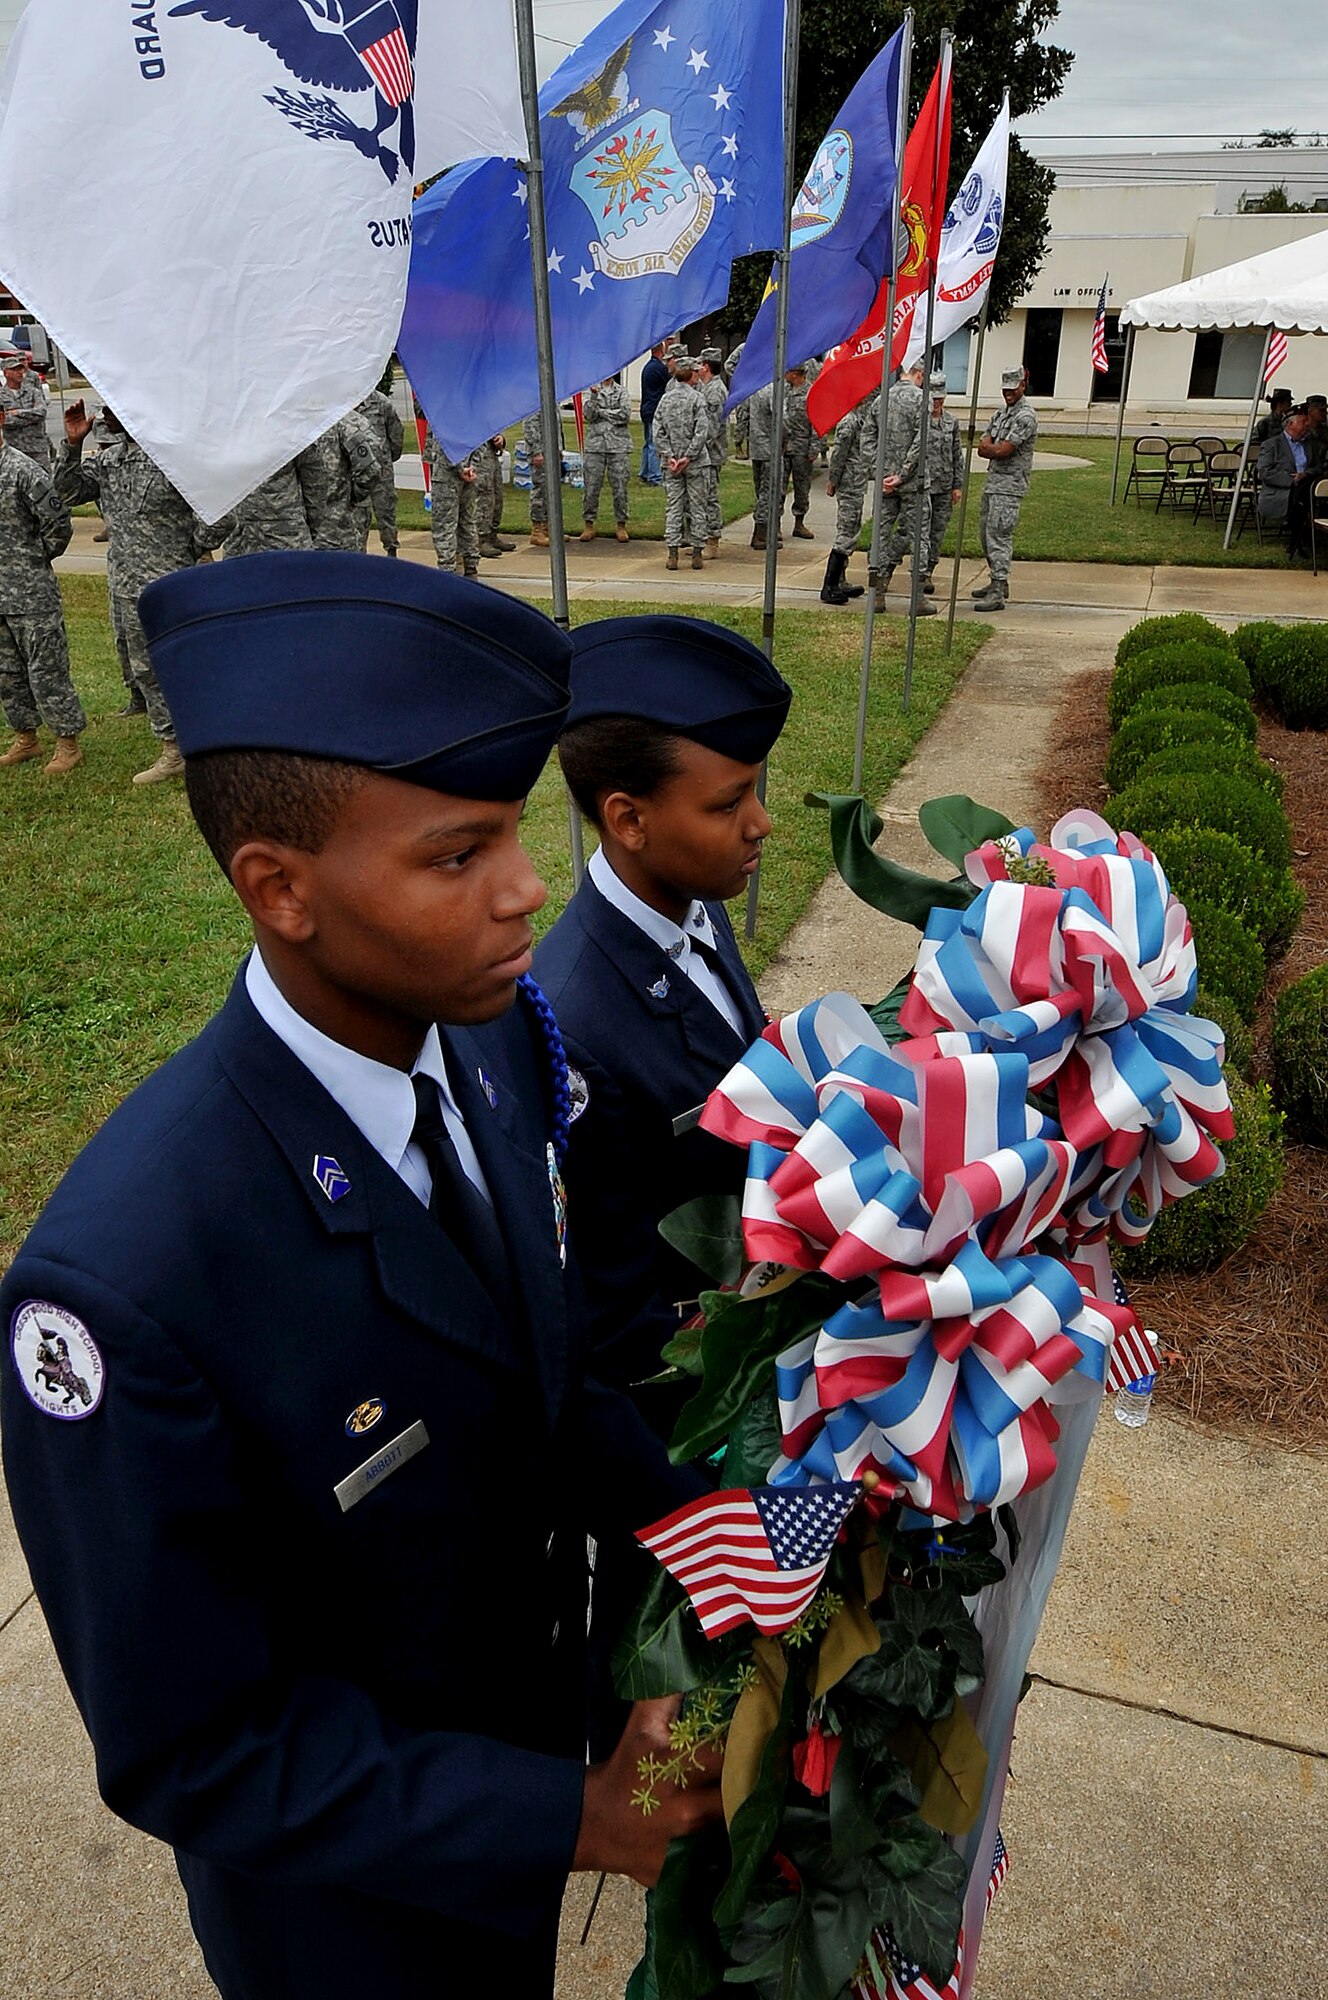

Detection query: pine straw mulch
(1034, 670), (1328, 1454)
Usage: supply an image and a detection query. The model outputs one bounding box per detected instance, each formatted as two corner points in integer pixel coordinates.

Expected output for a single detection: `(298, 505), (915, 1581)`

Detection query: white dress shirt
(244, 950), (492, 1207)
(587, 846), (744, 1035)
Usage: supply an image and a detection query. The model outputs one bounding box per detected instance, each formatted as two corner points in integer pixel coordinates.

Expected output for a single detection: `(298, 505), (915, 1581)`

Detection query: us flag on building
(1265, 329), (1290, 383)
(1091, 276), (1111, 373)
(636, 1483), (860, 1638)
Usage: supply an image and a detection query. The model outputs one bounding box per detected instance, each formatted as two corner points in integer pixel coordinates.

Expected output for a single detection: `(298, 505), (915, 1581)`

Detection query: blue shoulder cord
(517, 973), (571, 1171)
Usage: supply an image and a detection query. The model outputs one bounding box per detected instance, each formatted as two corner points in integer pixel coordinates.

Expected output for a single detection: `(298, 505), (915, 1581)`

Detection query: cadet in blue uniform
(533, 615), (791, 1409)
(0, 557), (719, 2000)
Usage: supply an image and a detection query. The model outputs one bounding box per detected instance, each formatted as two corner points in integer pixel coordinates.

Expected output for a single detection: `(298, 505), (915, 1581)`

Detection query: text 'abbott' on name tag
(335, 1420), (431, 1513)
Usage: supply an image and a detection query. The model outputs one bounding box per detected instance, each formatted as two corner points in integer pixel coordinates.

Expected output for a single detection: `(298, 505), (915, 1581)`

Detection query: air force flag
(903, 97), (1011, 369)
(0, 0), (525, 520)
(399, 0), (787, 462)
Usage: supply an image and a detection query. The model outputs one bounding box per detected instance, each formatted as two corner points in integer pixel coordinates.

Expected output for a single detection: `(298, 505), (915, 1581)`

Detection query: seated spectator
(1305, 394), (1328, 464)
(1253, 387), (1293, 448)
(1257, 403), (1317, 558)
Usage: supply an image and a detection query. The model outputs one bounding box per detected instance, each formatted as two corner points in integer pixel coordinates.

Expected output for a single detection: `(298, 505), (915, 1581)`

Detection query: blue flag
(727, 30), (904, 414)
(399, 0), (787, 459)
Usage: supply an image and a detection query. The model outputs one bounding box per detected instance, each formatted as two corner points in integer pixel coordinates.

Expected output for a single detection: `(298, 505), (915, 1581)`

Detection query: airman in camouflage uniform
(224, 459), (319, 560)
(55, 399), (232, 783)
(652, 356), (710, 571)
(783, 364), (819, 540)
(863, 364), (933, 612)
(725, 342), (749, 458)
(748, 382), (789, 550)
(698, 348), (729, 557)
(972, 369), (1039, 610)
(1, 350), (52, 471)
(579, 379), (632, 542)
(922, 373), (965, 595)
(423, 428), (480, 577)
(0, 402), (85, 775)
(355, 385), (405, 554)
(820, 392), (875, 605)
(301, 408), (385, 552)
(474, 437), (515, 558)
(523, 413), (552, 547)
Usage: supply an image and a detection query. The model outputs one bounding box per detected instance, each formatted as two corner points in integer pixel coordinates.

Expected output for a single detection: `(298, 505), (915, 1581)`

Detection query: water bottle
(1114, 1371), (1156, 1429)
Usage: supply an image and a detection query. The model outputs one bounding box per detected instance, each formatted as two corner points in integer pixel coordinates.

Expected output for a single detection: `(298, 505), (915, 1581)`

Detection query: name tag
(335, 1419), (430, 1513)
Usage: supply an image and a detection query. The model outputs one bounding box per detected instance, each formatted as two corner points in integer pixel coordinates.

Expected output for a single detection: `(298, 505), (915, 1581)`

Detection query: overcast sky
(2, 0), (1326, 150)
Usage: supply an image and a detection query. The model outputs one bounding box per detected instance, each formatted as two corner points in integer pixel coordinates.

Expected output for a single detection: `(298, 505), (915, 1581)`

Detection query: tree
(716, 0), (1072, 347)
(1237, 183), (1309, 214)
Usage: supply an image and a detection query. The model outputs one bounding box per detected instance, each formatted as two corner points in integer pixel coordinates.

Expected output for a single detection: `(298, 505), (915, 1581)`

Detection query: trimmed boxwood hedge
(1107, 643), (1254, 728)
(1106, 770), (1292, 873)
(1115, 613), (1235, 669)
(1120, 1073), (1284, 1276)
(1159, 827), (1304, 958)
(1104, 710), (1247, 792)
(1231, 619), (1285, 701)
(1256, 625), (1328, 730)
(1128, 680), (1258, 741)
(1272, 966), (1328, 1143)
(1126, 741), (1284, 801)
(1194, 985), (1253, 1080)
(1182, 898), (1266, 1021)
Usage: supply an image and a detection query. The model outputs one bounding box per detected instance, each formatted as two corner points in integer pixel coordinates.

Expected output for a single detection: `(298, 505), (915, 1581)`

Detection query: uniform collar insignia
(313, 1154), (352, 1203)
(648, 975), (671, 999)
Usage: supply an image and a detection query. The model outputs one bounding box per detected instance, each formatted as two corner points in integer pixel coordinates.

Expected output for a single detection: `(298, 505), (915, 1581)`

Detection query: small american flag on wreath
(636, 1483), (861, 1638)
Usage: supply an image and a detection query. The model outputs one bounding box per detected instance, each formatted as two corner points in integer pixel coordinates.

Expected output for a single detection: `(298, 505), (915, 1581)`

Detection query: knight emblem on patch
(547, 1143), (568, 1267)
(10, 1301), (105, 1421)
(567, 1066), (590, 1125)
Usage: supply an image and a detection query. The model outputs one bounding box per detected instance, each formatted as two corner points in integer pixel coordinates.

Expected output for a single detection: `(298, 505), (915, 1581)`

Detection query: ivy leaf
(659, 1194), (746, 1289)
(720, 1388), (784, 1493)
(670, 1276), (847, 1466)
(854, 1585), (986, 1723)
(806, 792), (974, 931)
(864, 1831), (968, 1983)
(900, 1514), (1008, 1598)
(916, 794), (1017, 872)
(613, 1565), (737, 1702)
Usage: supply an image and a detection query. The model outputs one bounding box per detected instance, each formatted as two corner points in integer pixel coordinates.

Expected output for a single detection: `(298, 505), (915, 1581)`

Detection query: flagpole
(1109, 321), (1135, 507)
(901, 30), (951, 715)
(744, 0), (803, 943)
(852, 7), (915, 797)
(514, 0), (584, 883)
(944, 300), (987, 655)
(1224, 325), (1272, 552)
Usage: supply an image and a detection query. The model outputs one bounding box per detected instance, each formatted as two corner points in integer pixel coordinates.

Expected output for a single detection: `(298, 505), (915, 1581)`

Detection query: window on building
(1022, 309), (1063, 396)
(1188, 328), (1266, 400)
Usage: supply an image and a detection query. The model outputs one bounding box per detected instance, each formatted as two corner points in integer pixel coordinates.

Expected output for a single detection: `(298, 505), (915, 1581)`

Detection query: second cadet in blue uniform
(0, 557), (719, 2000)
(533, 615), (792, 1413)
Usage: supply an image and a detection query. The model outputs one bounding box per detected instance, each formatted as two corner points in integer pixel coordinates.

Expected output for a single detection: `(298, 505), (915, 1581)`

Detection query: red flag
(808, 48), (954, 436)
(572, 391), (586, 454)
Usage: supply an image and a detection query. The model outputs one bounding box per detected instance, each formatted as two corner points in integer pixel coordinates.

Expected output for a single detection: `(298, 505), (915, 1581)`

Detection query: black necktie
(410, 1074), (514, 1315)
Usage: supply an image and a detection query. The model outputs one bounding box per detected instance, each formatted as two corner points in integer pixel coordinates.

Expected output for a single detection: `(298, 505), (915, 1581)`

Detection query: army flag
(903, 96), (1009, 369)
(0, 0), (525, 521)
(808, 48), (954, 437)
(725, 29), (905, 411)
(399, 0), (787, 462)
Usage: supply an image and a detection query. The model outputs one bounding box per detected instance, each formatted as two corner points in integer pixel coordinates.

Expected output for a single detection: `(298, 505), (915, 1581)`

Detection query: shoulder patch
(567, 1066), (591, 1124)
(10, 1300), (105, 1420)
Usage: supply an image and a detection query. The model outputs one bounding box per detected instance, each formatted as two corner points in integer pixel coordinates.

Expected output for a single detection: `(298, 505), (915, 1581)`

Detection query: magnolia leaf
(864, 1831), (967, 1984)
(659, 1194), (746, 1288)
(806, 792), (973, 930)
(868, 975), (913, 1047)
(722, 1636), (788, 1827)
(809, 1596), (880, 1701)
(659, 1321), (705, 1378)
(670, 1276), (847, 1465)
(716, 1645), (797, 1938)
(652, 1832), (730, 2000)
(720, 1389), (783, 1490)
(896, 1703), (989, 1838)
(917, 794), (1018, 872)
(613, 1565), (732, 1702)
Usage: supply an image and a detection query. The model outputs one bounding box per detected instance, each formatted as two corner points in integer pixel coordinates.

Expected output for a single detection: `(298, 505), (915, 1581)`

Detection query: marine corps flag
(807, 47), (954, 437)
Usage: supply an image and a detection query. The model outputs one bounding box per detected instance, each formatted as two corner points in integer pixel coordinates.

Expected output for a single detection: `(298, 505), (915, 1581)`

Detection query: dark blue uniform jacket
(533, 873), (766, 1398)
(0, 970), (697, 2000)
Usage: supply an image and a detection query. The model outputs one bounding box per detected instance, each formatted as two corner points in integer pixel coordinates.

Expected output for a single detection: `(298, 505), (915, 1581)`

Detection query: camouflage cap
(929, 373), (948, 395)
(0, 344), (24, 368)
(673, 355), (697, 376)
(1001, 367), (1025, 390)
(700, 346), (723, 365)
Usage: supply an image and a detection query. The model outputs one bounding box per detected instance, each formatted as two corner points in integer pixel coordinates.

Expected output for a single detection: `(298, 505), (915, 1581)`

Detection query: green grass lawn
(0, 577), (988, 1257)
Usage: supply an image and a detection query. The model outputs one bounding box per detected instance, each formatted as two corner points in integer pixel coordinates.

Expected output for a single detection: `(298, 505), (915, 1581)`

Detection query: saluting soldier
(652, 355), (710, 572)
(0, 396), (86, 775)
(0, 344), (53, 470)
(972, 366), (1039, 611)
(922, 373), (965, 596)
(422, 427), (481, 579)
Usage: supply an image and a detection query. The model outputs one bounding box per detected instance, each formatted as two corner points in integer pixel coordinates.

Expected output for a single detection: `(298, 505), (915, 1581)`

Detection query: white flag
(0, 1), (525, 521)
(905, 96), (1010, 370)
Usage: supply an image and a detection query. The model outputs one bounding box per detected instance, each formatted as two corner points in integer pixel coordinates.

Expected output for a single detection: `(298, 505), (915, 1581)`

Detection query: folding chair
(1192, 434), (1228, 463)
(1205, 450), (1244, 526)
(1155, 443), (1209, 516)
(1310, 477), (1328, 576)
(1123, 433), (1170, 508)
(1232, 463), (1264, 545)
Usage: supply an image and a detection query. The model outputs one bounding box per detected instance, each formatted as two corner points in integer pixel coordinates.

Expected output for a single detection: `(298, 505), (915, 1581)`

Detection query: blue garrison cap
(567, 615), (791, 763)
(139, 553), (572, 799)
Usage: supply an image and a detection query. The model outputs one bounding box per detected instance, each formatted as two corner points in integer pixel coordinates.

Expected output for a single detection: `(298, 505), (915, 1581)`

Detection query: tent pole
(945, 303), (987, 654)
(1109, 323), (1135, 507)
(744, 0), (803, 943)
(1224, 325), (1272, 552)
(852, 8), (915, 798)
(515, 0), (583, 883)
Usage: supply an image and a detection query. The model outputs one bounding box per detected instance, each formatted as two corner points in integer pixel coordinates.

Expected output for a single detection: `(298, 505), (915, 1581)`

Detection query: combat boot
(0, 731), (42, 767)
(579, 522), (597, 542)
(463, 563), (480, 580)
(792, 517), (815, 540)
(666, 548), (679, 571)
(45, 736), (83, 775)
(691, 548), (704, 571)
(131, 742), (185, 786)
(820, 550), (853, 606)
(750, 525), (767, 550)
(922, 572), (937, 595)
(705, 537), (720, 559)
(530, 524), (550, 548)
(615, 525), (630, 543)
(970, 572), (992, 598)
(117, 686), (148, 717)
(478, 537), (505, 558)
(494, 533), (517, 551)
(972, 578), (1008, 612)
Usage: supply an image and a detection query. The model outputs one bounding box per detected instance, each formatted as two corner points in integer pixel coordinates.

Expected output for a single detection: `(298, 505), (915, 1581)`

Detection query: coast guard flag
(399, 0), (786, 461)
(903, 97), (1010, 369)
(0, 0), (525, 520)
(726, 30), (905, 410)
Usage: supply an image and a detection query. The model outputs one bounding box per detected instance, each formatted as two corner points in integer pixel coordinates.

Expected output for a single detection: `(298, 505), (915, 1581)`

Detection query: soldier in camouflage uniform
(1, 349), (53, 471)
(725, 342), (750, 458)
(820, 392), (875, 605)
(224, 459), (319, 560)
(783, 364), (819, 541)
(972, 368), (1039, 610)
(0, 400), (86, 775)
(863, 364), (933, 613)
(922, 373), (965, 596)
(301, 408), (385, 552)
(422, 428), (480, 577)
(698, 348), (729, 558)
(473, 437), (515, 559)
(652, 355), (710, 571)
(523, 413), (552, 548)
(355, 384), (405, 554)
(55, 399), (231, 784)
(748, 382), (789, 551)
(579, 378), (632, 542)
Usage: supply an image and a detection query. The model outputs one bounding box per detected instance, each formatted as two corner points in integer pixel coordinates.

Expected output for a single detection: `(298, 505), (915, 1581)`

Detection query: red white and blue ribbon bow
(899, 811), (1233, 1244)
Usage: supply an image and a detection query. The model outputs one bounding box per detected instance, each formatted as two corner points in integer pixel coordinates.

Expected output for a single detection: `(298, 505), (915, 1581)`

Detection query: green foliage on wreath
(1256, 625), (1328, 730)
(1182, 898), (1266, 1021)
(1194, 986), (1253, 1079)
(1114, 614), (1235, 670)
(1128, 680), (1258, 741)
(1273, 966), (1328, 1142)
(1105, 770), (1292, 872)
(1107, 643), (1253, 728)
(1124, 741), (1284, 803)
(1121, 1074), (1284, 1276)
(1152, 826), (1304, 958)
(1104, 709), (1246, 792)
